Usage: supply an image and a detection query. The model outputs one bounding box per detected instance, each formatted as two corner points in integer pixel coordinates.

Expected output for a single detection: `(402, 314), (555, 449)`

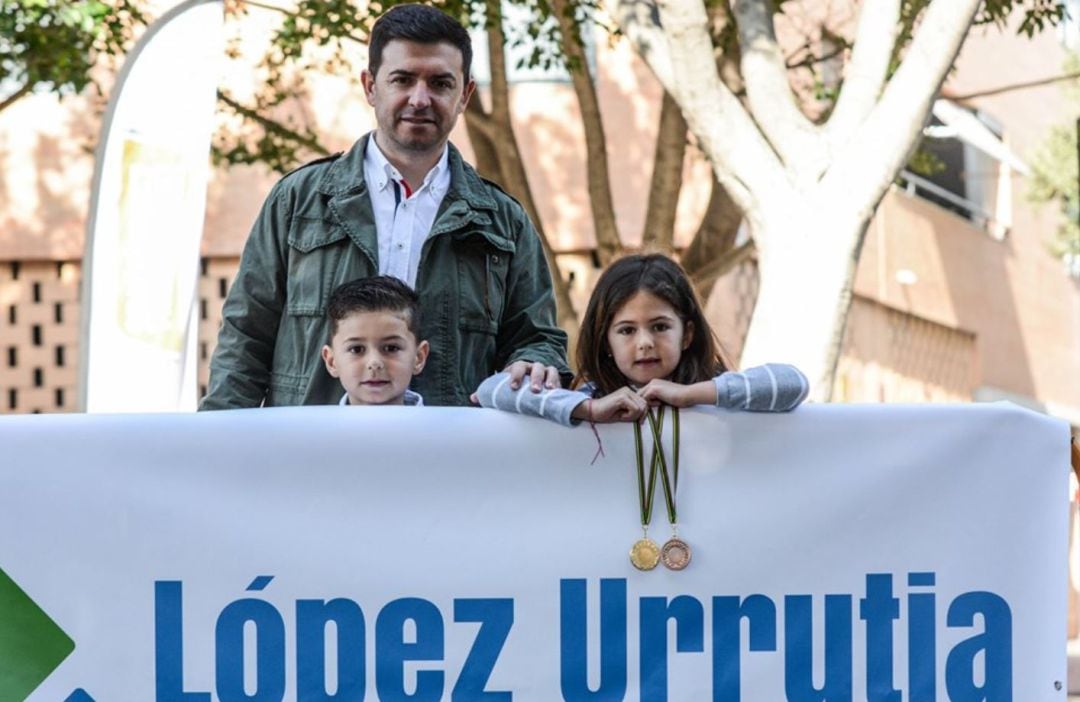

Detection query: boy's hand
(505, 360), (561, 392)
(637, 379), (716, 408)
(571, 387), (648, 423)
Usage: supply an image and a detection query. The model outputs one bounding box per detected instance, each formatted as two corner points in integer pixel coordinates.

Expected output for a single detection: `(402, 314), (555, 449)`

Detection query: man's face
(321, 310), (429, 406)
(362, 39), (475, 159)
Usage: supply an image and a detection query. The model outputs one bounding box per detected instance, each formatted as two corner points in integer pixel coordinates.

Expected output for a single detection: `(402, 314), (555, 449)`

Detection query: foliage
(978, 0), (1067, 36)
(209, 0), (1068, 174)
(0, 0), (147, 109)
(1028, 54), (1080, 272)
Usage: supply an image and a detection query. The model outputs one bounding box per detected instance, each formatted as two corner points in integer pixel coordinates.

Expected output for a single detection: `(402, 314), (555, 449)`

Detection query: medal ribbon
(633, 406), (666, 529)
(645, 406), (680, 525)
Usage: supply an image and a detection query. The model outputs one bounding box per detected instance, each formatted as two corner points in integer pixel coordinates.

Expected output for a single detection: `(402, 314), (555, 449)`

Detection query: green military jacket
(201, 134), (569, 408)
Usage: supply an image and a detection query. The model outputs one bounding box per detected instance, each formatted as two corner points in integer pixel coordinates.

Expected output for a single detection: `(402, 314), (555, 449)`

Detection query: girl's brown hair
(575, 254), (729, 395)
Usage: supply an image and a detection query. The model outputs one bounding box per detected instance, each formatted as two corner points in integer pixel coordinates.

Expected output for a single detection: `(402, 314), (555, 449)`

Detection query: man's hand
(637, 379), (717, 408)
(505, 360), (561, 392)
(571, 387), (649, 423)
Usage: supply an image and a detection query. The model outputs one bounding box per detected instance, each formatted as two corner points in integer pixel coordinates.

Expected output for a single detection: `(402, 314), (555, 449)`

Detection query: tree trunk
(472, 0), (579, 336)
(550, 0), (624, 266)
(617, 0), (983, 399)
(738, 207), (867, 402)
(681, 175), (743, 299)
(464, 100), (502, 182)
(641, 90), (688, 253)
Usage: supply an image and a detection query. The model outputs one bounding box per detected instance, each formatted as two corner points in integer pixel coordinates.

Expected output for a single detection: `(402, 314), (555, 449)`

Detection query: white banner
(0, 403), (1069, 701)
(80, 0), (223, 413)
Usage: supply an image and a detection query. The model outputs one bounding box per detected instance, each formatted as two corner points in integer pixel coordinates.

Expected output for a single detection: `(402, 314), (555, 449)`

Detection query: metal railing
(896, 169), (995, 231)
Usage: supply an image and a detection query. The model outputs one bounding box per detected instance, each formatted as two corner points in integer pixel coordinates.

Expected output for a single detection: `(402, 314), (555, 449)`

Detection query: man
(201, 4), (569, 409)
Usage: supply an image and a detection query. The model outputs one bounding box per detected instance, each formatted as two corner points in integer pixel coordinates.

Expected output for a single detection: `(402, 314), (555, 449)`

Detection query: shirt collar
(365, 134), (449, 198)
(338, 389), (424, 406)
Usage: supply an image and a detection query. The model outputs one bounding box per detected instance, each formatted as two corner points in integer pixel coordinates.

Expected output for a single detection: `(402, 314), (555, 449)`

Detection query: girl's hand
(637, 379), (717, 408)
(571, 387), (648, 423)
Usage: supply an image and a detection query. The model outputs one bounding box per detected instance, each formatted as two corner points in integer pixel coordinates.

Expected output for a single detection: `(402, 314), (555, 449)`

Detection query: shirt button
(397, 243), (404, 249)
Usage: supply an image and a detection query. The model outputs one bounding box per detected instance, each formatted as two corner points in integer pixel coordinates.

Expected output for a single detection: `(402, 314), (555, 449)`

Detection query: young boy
(321, 276), (429, 406)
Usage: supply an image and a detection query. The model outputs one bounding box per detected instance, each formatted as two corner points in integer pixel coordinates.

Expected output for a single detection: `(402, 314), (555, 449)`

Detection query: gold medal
(631, 412), (664, 572)
(630, 537), (661, 570)
(661, 536), (691, 570)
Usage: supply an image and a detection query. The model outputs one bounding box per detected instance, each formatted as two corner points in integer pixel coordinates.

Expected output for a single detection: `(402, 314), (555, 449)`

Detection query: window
(901, 101), (1026, 239)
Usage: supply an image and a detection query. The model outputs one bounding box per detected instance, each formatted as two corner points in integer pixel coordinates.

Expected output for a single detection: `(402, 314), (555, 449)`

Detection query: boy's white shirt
(338, 389), (425, 407)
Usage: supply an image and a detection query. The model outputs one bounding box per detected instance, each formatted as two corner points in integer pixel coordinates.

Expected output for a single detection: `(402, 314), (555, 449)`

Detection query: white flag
(81, 0), (224, 412)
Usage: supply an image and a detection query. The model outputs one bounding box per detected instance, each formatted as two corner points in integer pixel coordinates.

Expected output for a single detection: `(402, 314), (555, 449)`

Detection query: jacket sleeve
(476, 372), (590, 427)
(714, 363), (809, 412)
(494, 209), (572, 385)
(199, 185), (291, 410)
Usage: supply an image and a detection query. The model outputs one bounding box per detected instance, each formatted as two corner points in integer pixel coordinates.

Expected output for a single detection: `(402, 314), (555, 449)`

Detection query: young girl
(475, 254), (808, 425)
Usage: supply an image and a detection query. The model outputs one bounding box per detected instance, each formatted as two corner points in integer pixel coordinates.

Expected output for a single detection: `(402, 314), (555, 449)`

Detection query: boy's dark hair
(576, 254), (730, 396)
(326, 276), (422, 341)
(368, 4), (473, 83)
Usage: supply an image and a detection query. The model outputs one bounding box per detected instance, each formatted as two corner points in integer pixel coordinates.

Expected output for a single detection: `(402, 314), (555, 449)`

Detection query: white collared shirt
(363, 137), (451, 287)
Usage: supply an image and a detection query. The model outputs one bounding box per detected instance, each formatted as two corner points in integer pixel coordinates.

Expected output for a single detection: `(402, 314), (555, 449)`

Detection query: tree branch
(682, 173), (745, 299)
(465, 97), (496, 141)
(731, 0), (824, 177)
(641, 90), (688, 253)
(218, 90), (330, 155)
(239, 0), (368, 45)
(826, 0), (900, 147)
(951, 71), (1080, 100)
(621, 0), (780, 216)
(551, 0), (623, 266)
(785, 43), (848, 71)
(0, 81), (32, 114)
(821, 0), (981, 226)
(485, 0), (511, 122)
(689, 239), (755, 297)
(607, 0), (675, 88)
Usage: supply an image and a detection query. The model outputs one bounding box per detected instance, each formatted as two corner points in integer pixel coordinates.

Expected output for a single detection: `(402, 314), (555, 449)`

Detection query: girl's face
(606, 290), (694, 387)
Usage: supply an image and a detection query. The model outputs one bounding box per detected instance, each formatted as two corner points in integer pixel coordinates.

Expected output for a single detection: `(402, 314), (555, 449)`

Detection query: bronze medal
(661, 536), (691, 570)
(646, 408), (693, 572)
(630, 537), (661, 571)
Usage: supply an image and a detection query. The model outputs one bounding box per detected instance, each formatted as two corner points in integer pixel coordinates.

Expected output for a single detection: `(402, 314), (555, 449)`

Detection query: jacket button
(491, 255), (500, 264)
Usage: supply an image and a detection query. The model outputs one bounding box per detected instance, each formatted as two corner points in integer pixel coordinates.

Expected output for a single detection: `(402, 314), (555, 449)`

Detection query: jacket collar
(319, 133), (497, 213)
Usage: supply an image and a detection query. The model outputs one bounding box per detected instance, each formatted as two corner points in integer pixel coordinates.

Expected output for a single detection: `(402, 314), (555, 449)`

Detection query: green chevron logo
(0, 566), (75, 701)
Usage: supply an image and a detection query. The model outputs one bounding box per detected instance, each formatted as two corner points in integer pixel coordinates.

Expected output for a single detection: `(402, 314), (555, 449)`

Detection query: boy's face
(321, 310), (429, 406)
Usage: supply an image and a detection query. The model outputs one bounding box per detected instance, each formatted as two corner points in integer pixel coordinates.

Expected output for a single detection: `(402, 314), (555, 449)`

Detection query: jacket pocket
(454, 234), (513, 334)
(285, 218), (348, 316)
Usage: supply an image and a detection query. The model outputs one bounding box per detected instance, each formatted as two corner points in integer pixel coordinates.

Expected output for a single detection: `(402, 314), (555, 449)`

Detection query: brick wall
(0, 262), (81, 413)
(0, 258), (239, 414)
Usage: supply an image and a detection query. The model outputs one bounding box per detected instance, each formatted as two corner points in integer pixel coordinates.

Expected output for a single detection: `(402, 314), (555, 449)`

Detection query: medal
(631, 408), (665, 570)
(645, 407), (691, 571)
(661, 536), (691, 570)
(630, 536), (661, 570)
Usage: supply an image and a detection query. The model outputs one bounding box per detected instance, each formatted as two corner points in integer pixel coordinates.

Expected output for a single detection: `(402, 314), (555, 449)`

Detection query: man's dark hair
(326, 276), (422, 341)
(368, 4), (473, 83)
